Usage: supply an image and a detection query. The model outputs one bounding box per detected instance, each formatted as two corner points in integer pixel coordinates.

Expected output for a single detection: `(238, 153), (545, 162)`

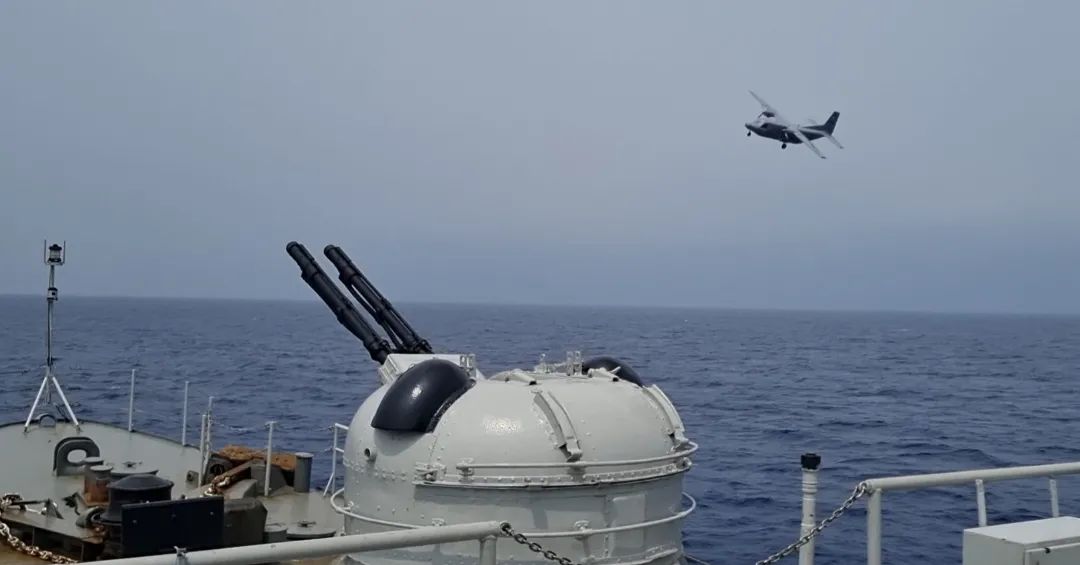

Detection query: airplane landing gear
(747, 131), (751, 137)
(781, 143), (787, 149)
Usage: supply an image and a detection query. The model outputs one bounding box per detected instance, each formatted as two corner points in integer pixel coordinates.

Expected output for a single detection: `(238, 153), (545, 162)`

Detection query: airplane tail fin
(822, 111), (840, 134)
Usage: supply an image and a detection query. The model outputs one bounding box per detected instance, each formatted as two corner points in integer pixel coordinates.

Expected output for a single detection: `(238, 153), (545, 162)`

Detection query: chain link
(754, 481), (869, 565)
(501, 522), (577, 565)
(1, 494), (77, 564)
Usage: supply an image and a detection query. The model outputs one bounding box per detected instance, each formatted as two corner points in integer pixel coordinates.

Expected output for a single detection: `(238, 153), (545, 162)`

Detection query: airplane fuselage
(744, 122), (825, 144)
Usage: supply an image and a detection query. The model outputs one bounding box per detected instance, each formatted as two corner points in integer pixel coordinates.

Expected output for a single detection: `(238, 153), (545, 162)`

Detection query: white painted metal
(324, 422), (349, 496)
(49, 372), (80, 430)
(799, 464), (819, 565)
(24, 372), (49, 431)
(24, 242), (81, 432)
(867, 489), (882, 565)
(863, 461), (1080, 492)
(127, 369), (136, 432)
(197, 412), (208, 486)
(975, 479), (987, 527)
(181, 380), (189, 445)
(479, 535), (497, 565)
(1051, 478), (1061, 517)
(962, 517), (1080, 565)
(862, 460), (1080, 565)
(377, 353), (477, 385)
(89, 520), (506, 565)
(453, 443), (698, 471)
(342, 358), (695, 565)
(332, 488), (696, 537)
(264, 420), (275, 496)
(326, 423), (339, 496)
(200, 396), (215, 485)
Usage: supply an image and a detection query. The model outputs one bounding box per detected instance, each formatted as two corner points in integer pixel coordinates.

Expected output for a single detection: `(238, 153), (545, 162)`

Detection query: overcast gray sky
(3, 2), (1079, 313)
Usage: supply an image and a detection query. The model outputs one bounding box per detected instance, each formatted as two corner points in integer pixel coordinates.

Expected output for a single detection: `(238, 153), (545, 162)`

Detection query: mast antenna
(24, 240), (81, 432)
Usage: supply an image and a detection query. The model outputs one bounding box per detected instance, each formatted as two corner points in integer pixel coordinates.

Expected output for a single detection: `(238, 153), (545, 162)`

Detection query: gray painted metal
(0, 420), (341, 548)
(295, 452), (313, 493)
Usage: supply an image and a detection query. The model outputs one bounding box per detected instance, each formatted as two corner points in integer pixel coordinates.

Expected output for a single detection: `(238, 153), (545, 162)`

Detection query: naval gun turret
(287, 242), (697, 565)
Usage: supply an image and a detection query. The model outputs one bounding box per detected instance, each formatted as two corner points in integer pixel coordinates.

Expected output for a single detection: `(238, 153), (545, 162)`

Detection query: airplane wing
(789, 128), (826, 159)
(749, 90), (774, 112)
(748, 90), (795, 126)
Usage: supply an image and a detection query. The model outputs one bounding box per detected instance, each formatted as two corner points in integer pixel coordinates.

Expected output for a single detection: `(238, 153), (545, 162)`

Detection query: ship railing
(88, 520), (506, 565)
(861, 461), (1080, 565)
(323, 422), (350, 496)
(793, 455), (1080, 565)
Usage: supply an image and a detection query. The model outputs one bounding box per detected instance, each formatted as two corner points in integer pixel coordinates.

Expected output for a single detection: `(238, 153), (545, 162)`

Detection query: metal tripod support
(23, 241), (80, 432)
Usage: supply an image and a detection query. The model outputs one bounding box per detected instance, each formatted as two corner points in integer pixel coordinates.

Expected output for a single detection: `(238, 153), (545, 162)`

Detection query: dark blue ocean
(3, 296), (1080, 564)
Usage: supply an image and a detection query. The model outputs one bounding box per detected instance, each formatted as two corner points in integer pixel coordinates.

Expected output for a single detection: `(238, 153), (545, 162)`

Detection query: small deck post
(799, 453), (821, 565)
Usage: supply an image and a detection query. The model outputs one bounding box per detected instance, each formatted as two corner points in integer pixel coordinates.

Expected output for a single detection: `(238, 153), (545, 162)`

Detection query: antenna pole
(46, 249), (56, 382)
(24, 241), (80, 432)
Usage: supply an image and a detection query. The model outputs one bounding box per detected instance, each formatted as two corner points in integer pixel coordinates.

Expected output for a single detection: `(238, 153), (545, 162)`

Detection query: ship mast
(24, 241), (80, 432)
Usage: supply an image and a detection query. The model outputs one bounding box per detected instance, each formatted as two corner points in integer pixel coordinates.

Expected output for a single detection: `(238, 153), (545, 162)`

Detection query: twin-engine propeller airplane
(745, 90), (842, 159)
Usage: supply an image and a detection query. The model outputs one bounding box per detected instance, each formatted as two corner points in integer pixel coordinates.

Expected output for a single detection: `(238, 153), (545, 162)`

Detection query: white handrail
(90, 520), (506, 565)
(330, 487), (696, 538)
(863, 460), (1080, 491)
(862, 459), (1080, 565)
(456, 441), (698, 470)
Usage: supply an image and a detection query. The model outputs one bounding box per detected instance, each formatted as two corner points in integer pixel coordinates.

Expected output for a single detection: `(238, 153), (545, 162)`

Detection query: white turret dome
(336, 354), (696, 565)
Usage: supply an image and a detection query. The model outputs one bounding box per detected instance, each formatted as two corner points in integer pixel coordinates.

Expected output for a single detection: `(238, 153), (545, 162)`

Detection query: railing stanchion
(975, 479), (988, 526)
(264, 421), (276, 497)
(127, 369), (136, 432)
(180, 380), (190, 445)
(867, 489), (882, 565)
(325, 424), (339, 496)
(1050, 477), (1060, 517)
(479, 535), (497, 565)
(197, 413), (208, 486)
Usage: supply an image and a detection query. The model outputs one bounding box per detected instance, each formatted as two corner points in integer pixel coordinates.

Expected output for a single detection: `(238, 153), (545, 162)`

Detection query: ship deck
(0, 419), (342, 560)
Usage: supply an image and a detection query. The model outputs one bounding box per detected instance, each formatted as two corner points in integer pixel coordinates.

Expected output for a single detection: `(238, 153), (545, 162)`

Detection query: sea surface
(2, 296), (1080, 564)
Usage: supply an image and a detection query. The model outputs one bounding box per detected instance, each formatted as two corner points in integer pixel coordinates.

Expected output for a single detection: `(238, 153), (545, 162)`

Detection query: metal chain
(754, 481), (869, 565)
(0, 494), (77, 564)
(501, 522), (577, 565)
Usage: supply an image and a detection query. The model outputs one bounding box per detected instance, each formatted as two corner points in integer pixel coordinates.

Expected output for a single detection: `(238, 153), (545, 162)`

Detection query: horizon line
(0, 292), (1077, 318)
